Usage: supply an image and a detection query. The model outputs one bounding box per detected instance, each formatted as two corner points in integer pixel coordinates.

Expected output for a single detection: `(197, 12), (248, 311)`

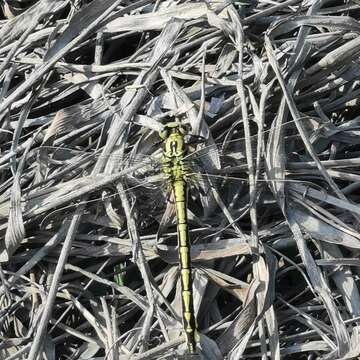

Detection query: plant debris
(1, 0), (360, 359)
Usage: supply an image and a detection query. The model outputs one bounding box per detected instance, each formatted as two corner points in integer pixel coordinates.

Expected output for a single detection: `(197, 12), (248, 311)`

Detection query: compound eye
(159, 128), (169, 140)
(179, 123), (191, 136)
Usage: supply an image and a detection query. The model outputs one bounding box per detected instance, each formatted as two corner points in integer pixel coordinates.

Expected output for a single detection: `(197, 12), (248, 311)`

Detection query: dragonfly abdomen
(173, 179), (197, 354)
(159, 122), (198, 354)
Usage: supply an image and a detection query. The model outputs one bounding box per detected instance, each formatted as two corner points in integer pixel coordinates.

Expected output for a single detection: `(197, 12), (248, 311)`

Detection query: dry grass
(1, 0), (360, 359)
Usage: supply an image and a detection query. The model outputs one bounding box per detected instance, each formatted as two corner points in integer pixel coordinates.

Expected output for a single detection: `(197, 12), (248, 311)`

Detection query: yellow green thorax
(159, 122), (189, 180)
(159, 122), (198, 354)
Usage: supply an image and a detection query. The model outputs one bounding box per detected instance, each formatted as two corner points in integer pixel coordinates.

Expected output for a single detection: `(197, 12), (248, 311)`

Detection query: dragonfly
(31, 118), (241, 354)
(28, 116), (310, 356)
(159, 121), (198, 353)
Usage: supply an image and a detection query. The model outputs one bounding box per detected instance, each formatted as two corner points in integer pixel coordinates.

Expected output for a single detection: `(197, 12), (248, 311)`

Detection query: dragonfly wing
(196, 136), (221, 171)
(189, 155), (236, 221)
(157, 193), (176, 241)
(129, 130), (162, 164)
(188, 170), (218, 220)
(185, 136), (223, 218)
(187, 169), (250, 239)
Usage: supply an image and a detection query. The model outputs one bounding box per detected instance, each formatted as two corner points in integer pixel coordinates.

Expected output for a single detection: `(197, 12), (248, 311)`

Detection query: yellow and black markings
(159, 122), (197, 354)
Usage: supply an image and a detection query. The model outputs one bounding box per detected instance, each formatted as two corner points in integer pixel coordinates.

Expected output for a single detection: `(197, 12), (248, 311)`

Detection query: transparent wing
(25, 140), (163, 190)
(24, 115), (334, 236)
(21, 133), (169, 231)
(26, 120), (267, 186)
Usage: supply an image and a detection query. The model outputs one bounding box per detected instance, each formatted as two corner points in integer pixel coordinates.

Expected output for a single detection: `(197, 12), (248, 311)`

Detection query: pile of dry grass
(1, 0), (360, 359)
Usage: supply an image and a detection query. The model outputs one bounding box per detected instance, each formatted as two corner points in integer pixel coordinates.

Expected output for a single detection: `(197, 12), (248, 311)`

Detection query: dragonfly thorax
(164, 132), (186, 158)
(160, 124), (189, 181)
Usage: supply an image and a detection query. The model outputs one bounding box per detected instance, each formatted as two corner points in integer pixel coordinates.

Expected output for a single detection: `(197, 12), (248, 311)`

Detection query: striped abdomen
(172, 179), (197, 353)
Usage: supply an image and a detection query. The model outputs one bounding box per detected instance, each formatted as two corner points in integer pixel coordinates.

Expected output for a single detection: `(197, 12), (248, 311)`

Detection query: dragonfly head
(159, 122), (191, 140)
